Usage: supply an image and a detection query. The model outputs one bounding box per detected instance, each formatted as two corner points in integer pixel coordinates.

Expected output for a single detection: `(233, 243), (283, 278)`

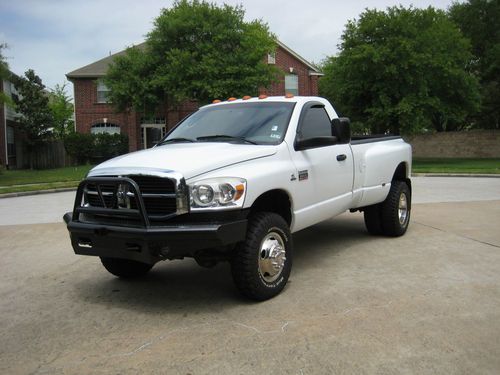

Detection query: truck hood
(88, 142), (278, 180)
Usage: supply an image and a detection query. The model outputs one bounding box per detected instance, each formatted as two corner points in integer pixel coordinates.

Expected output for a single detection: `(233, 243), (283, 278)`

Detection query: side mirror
(295, 136), (338, 151)
(331, 117), (351, 144)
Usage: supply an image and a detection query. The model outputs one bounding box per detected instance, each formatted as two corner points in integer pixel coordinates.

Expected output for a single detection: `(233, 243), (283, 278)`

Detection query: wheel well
(392, 162), (411, 195)
(249, 190), (292, 226)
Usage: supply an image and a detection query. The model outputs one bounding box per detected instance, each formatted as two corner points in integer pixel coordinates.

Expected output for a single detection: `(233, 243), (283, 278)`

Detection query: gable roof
(277, 40), (322, 75)
(66, 40), (322, 79)
(66, 43), (146, 79)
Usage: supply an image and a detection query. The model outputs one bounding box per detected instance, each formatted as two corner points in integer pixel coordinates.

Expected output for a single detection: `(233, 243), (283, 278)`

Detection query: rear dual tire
(364, 180), (411, 237)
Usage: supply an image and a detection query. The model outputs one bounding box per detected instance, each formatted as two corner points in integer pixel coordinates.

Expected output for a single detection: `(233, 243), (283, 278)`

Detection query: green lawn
(0, 165), (93, 194)
(413, 158), (500, 174)
(0, 159), (498, 195)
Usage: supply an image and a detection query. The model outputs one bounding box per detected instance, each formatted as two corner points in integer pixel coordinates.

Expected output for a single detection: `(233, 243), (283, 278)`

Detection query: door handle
(337, 154), (347, 161)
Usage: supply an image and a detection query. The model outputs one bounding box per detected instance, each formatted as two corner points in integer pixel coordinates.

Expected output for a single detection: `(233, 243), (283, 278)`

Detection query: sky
(1, 0), (455, 96)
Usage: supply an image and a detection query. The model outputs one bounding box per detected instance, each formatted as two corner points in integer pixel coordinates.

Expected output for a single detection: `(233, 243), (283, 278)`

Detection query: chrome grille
(128, 175), (175, 194)
(86, 184), (115, 207)
(84, 175), (178, 219)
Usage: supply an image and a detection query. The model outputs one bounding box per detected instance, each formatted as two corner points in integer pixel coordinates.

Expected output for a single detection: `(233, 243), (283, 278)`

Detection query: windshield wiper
(196, 135), (257, 145)
(157, 137), (195, 145)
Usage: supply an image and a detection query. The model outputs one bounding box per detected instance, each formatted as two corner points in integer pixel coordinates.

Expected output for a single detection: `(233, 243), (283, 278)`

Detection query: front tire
(100, 257), (154, 278)
(231, 212), (292, 301)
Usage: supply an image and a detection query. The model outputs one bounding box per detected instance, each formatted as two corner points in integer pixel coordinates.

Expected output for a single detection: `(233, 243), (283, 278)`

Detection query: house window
(267, 52), (276, 64)
(285, 74), (299, 95)
(96, 81), (110, 103)
(10, 82), (19, 102)
(140, 117), (166, 125)
(6, 126), (15, 157)
(91, 123), (120, 134)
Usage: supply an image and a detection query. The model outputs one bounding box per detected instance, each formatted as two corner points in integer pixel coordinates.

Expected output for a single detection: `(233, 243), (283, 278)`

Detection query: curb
(0, 187), (77, 199)
(1, 174), (499, 199)
(412, 173), (500, 178)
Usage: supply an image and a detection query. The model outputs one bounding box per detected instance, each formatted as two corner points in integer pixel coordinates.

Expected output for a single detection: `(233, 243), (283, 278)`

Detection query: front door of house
(141, 124), (166, 149)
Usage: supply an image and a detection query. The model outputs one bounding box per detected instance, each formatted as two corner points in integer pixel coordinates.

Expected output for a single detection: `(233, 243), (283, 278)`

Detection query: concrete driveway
(0, 177), (499, 374)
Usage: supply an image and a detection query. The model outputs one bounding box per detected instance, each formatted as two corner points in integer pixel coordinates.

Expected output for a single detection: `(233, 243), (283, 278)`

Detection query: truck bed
(351, 135), (402, 145)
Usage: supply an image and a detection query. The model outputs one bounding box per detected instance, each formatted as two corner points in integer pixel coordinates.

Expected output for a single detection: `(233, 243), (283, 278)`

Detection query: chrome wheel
(398, 192), (408, 225)
(258, 232), (286, 283)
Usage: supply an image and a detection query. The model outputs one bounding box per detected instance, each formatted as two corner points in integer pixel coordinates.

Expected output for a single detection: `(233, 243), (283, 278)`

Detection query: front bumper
(64, 176), (247, 264)
(64, 212), (247, 264)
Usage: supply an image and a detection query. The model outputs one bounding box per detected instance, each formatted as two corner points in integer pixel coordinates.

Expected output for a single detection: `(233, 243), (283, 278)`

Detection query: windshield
(161, 102), (295, 146)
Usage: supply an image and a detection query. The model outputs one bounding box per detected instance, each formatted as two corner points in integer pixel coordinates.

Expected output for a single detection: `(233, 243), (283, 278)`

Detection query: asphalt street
(0, 177), (499, 374)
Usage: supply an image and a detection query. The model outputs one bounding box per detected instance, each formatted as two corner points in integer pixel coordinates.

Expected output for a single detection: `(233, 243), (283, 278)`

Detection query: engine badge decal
(298, 170), (308, 181)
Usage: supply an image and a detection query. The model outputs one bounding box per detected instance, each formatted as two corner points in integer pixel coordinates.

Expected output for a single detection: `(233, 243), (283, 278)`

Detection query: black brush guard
(64, 177), (247, 264)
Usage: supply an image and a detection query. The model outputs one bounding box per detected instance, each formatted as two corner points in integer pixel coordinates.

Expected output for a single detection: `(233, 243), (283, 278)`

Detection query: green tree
(49, 83), (74, 139)
(319, 6), (480, 135)
(106, 0), (279, 113)
(449, 0), (500, 129)
(12, 69), (53, 169)
(0, 43), (13, 106)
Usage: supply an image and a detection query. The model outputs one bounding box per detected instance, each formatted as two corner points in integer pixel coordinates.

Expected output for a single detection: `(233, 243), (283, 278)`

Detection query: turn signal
(234, 184), (245, 201)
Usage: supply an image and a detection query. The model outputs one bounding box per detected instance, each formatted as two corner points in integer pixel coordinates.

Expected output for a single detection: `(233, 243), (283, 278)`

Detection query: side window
(299, 106), (332, 139)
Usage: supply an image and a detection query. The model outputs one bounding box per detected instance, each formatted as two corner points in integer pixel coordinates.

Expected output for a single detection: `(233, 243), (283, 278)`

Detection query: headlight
(189, 177), (246, 210)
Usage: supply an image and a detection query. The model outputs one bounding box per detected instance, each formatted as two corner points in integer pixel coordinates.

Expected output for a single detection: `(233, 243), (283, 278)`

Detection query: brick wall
(261, 47), (318, 96)
(72, 79), (139, 152)
(0, 80), (5, 166)
(404, 130), (500, 158)
(72, 79), (201, 151)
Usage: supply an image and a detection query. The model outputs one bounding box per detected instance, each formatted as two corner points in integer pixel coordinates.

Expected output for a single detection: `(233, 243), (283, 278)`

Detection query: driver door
(289, 102), (354, 231)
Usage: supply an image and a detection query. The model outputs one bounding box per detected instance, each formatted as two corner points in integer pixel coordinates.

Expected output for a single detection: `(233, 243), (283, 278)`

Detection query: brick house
(67, 41), (323, 152)
(0, 73), (24, 168)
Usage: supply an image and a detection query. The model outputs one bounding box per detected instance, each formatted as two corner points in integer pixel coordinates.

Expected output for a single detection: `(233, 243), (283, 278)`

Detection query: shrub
(64, 132), (94, 164)
(64, 133), (129, 165)
(91, 133), (129, 164)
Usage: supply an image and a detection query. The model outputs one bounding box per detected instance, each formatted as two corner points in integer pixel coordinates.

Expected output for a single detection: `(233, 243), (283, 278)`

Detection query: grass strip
(0, 165), (92, 187)
(412, 158), (500, 174)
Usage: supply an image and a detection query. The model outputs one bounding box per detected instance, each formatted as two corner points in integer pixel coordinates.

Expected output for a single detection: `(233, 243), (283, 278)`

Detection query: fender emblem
(298, 170), (308, 181)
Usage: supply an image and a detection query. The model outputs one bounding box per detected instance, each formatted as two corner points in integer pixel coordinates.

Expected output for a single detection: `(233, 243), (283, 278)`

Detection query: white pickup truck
(64, 96), (412, 300)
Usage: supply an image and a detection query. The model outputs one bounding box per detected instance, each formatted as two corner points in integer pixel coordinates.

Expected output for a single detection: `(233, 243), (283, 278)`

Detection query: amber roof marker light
(258, 94), (268, 99)
(285, 93), (294, 98)
(212, 99), (221, 103)
(242, 96), (251, 100)
(227, 97), (237, 101)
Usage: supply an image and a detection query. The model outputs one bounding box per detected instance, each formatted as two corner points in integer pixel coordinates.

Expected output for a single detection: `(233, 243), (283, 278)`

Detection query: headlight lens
(193, 184), (214, 205)
(189, 178), (246, 210)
